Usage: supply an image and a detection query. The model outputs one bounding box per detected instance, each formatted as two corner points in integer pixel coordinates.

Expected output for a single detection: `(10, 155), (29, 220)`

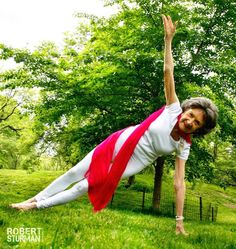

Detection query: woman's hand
(162, 15), (178, 41)
(176, 220), (189, 236)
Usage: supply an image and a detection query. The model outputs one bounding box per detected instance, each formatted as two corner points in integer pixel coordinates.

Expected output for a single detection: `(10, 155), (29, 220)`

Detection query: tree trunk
(125, 175), (135, 188)
(152, 157), (165, 210)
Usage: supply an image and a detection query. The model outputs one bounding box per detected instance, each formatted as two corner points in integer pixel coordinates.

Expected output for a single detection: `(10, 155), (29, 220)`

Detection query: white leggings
(35, 149), (147, 209)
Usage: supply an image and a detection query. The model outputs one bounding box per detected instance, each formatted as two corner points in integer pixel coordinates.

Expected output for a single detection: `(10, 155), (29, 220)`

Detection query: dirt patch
(219, 193), (236, 202)
(219, 192), (234, 199)
(224, 203), (236, 209)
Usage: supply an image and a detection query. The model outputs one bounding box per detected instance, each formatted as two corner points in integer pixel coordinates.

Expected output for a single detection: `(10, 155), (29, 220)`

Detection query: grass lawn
(0, 169), (235, 249)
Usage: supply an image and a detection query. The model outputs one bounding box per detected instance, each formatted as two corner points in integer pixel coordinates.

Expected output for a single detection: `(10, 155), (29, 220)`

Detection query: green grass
(0, 169), (235, 249)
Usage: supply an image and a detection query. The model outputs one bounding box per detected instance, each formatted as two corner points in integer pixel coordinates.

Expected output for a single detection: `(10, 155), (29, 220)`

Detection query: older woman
(10, 15), (218, 236)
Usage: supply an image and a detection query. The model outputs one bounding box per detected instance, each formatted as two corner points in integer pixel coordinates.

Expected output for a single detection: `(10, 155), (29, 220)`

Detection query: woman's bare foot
(11, 202), (37, 211)
(9, 197), (37, 208)
(9, 203), (18, 208)
(19, 197), (37, 204)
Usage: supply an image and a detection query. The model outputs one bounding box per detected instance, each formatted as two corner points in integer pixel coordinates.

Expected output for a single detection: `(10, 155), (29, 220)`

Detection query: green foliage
(0, 91), (40, 170)
(0, 0), (235, 184)
(213, 142), (236, 189)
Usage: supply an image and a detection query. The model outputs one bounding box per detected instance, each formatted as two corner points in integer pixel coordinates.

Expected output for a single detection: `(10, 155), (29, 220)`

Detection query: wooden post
(200, 197), (203, 221)
(212, 207), (214, 222)
(142, 188), (146, 211)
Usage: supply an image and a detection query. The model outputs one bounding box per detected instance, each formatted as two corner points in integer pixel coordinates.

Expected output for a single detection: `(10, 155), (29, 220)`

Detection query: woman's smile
(179, 108), (206, 134)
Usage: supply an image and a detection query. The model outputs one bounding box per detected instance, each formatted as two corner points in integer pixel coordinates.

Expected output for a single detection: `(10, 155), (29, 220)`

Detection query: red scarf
(85, 106), (191, 212)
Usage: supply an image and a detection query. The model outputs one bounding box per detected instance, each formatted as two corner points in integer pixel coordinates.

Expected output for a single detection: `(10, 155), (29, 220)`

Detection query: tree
(0, 0), (235, 208)
(0, 91), (21, 133)
(0, 91), (21, 168)
(0, 88), (40, 169)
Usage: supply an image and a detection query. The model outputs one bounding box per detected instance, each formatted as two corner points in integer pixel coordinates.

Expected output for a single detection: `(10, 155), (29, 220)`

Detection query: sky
(0, 0), (117, 49)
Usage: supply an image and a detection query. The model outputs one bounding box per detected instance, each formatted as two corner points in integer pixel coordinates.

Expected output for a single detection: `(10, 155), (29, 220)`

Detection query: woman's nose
(187, 119), (194, 127)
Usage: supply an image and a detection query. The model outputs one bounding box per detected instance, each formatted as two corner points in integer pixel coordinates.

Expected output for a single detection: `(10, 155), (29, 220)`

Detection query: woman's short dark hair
(181, 97), (218, 136)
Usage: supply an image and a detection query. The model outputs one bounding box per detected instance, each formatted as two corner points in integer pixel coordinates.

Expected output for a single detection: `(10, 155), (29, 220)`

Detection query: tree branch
(0, 125), (22, 134)
(0, 103), (20, 122)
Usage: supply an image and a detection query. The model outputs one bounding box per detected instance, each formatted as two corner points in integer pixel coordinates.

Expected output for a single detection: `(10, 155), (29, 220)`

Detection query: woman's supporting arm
(174, 157), (188, 236)
(162, 15), (179, 106)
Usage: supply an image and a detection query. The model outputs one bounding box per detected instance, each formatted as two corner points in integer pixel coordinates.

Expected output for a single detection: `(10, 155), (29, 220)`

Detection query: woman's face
(179, 108), (205, 134)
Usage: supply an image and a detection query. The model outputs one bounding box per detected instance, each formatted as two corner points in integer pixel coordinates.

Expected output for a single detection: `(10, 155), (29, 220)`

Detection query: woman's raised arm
(162, 15), (179, 106)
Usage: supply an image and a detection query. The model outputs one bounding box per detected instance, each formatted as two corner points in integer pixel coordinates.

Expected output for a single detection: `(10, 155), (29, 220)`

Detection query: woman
(10, 15), (218, 235)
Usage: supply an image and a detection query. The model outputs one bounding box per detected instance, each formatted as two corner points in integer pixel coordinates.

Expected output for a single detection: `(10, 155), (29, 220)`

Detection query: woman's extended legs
(11, 179), (88, 211)
(10, 150), (94, 210)
(10, 147), (148, 211)
(36, 178), (88, 208)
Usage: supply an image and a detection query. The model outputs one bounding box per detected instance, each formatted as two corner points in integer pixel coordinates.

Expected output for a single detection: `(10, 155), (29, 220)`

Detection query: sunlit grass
(0, 169), (235, 249)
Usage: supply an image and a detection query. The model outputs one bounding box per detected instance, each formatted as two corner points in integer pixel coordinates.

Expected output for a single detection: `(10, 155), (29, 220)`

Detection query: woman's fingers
(167, 15), (172, 24)
(162, 14), (177, 29)
(162, 14), (177, 40)
(176, 226), (189, 236)
(161, 14), (167, 25)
